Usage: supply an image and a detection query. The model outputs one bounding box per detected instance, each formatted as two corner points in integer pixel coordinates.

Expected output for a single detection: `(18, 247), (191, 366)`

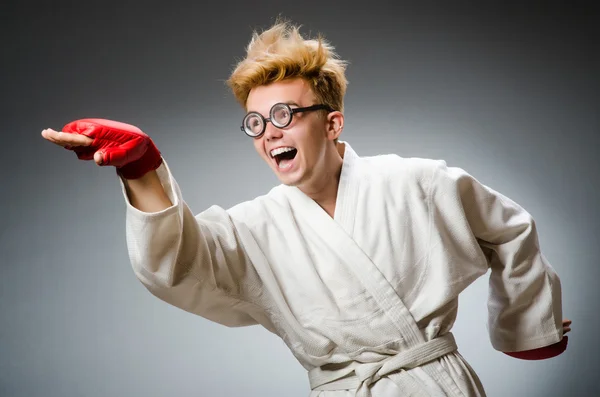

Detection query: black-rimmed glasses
(241, 103), (334, 138)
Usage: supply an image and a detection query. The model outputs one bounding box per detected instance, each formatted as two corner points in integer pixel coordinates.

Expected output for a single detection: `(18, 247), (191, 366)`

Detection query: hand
(41, 118), (163, 179)
(503, 318), (572, 360)
(42, 127), (99, 160)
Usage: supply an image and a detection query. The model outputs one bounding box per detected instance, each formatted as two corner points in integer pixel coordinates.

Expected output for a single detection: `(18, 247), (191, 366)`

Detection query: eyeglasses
(241, 103), (334, 138)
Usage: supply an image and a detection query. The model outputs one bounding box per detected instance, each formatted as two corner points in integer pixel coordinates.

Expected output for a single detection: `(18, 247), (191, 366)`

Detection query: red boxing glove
(503, 336), (568, 360)
(62, 118), (163, 179)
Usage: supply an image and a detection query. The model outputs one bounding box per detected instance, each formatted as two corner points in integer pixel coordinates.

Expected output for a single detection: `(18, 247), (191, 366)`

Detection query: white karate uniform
(121, 142), (563, 396)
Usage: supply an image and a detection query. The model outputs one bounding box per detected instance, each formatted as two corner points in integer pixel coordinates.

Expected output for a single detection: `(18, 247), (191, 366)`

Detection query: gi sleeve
(119, 159), (266, 328)
(428, 160), (564, 353)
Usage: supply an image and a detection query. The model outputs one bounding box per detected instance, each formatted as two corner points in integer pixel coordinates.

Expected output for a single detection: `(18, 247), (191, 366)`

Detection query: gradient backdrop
(1, 2), (598, 396)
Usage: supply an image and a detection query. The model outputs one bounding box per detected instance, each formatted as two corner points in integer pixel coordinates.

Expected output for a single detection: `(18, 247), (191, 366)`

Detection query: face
(245, 78), (343, 189)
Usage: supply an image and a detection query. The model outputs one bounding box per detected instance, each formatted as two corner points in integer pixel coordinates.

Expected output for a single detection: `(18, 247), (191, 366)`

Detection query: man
(41, 20), (571, 396)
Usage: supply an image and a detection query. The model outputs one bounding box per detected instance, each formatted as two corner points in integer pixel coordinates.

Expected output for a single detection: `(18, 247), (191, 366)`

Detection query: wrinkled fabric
(120, 142), (563, 396)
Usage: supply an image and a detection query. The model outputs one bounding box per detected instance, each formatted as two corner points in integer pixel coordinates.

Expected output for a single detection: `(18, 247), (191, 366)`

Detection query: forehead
(246, 78), (316, 113)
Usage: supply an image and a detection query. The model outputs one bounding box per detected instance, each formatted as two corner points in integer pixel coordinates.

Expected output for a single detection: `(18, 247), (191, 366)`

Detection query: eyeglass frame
(240, 103), (335, 138)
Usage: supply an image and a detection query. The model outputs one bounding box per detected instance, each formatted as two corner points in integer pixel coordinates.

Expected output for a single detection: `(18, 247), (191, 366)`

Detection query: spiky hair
(227, 20), (348, 112)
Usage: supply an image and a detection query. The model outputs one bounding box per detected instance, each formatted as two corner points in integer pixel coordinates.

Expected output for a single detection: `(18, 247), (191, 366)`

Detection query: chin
(276, 172), (302, 187)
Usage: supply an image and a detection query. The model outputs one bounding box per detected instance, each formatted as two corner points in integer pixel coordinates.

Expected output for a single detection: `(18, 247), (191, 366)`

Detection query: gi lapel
(332, 142), (360, 237)
(283, 143), (427, 349)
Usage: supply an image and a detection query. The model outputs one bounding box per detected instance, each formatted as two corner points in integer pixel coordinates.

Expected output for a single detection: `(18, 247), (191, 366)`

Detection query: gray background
(1, 1), (598, 396)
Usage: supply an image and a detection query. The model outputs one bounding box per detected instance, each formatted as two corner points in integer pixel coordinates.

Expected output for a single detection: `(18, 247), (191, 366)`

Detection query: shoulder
(359, 152), (447, 187)
(360, 151), (445, 171)
(224, 184), (290, 225)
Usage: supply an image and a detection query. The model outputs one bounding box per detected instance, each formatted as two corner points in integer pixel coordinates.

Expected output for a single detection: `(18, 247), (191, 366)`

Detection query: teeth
(270, 147), (295, 158)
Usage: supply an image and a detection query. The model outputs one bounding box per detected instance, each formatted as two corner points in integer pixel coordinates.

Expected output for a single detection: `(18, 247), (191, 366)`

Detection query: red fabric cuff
(503, 336), (568, 360)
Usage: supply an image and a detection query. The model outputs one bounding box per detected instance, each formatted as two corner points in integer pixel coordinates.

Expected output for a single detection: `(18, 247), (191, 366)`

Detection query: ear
(326, 111), (344, 141)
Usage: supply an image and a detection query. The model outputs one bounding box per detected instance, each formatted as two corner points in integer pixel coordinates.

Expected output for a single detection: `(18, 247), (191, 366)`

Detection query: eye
(245, 114), (263, 133)
(273, 107), (291, 124)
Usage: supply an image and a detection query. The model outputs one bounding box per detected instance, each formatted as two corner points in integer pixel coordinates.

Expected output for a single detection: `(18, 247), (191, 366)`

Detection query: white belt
(308, 333), (457, 397)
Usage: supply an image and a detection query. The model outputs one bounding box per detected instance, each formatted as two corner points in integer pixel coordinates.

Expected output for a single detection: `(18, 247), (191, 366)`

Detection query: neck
(299, 142), (346, 217)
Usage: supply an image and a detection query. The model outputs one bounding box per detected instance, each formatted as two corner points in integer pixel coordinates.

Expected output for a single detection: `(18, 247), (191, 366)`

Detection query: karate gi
(121, 142), (563, 396)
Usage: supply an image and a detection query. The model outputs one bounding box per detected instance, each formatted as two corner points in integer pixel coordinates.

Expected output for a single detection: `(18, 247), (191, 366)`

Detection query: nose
(263, 120), (284, 141)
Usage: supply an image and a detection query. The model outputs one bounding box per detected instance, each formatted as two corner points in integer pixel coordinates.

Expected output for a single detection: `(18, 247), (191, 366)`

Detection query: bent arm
(429, 161), (564, 354)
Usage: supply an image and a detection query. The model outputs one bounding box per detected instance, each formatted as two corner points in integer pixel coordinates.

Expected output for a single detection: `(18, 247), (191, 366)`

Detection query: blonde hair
(227, 20), (348, 113)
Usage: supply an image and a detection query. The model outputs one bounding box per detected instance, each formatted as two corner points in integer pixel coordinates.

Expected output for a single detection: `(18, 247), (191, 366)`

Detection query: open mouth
(271, 147), (298, 169)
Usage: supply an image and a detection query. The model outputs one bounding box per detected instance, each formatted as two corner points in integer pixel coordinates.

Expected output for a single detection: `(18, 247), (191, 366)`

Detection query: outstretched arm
(42, 119), (268, 328)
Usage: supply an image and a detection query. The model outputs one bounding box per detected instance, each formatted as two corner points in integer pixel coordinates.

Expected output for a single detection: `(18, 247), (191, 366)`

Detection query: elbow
(131, 256), (198, 289)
